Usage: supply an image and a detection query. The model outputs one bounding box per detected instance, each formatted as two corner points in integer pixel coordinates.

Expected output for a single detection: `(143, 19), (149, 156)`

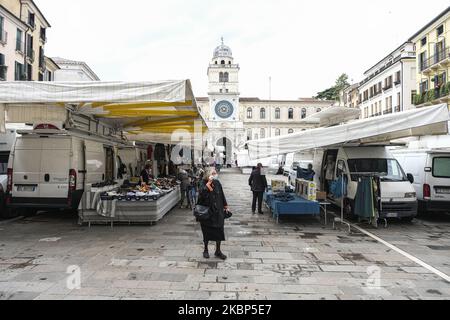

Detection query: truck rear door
(12, 137), (42, 198)
(430, 154), (450, 202)
(39, 137), (71, 199)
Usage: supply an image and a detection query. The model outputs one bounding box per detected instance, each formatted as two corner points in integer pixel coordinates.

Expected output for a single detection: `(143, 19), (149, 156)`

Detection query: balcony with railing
(415, 82), (450, 107)
(0, 30), (7, 45)
(383, 108), (393, 115)
(420, 47), (450, 74)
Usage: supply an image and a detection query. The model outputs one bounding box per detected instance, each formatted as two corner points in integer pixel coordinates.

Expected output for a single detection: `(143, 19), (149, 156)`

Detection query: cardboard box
(316, 191), (327, 201)
(271, 180), (286, 192)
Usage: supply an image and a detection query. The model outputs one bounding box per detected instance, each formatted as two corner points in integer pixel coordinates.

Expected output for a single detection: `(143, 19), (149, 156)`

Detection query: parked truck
(5, 123), (128, 216)
(312, 146), (418, 221)
(391, 148), (450, 214)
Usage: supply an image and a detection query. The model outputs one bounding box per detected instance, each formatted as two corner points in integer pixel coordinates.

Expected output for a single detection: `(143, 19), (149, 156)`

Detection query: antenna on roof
(221, 36), (224, 45)
(269, 76), (272, 100)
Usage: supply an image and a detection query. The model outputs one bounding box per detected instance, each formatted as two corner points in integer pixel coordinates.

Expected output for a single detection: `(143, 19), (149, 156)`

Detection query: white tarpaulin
(0, 80), (207, 145)
(247, 104), (450, 160)
(0, 80), (188, 104)
(299, 107), (361, 126)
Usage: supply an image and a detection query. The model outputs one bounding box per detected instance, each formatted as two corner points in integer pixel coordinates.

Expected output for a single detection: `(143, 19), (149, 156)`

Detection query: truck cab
(392, 148), (450, 213)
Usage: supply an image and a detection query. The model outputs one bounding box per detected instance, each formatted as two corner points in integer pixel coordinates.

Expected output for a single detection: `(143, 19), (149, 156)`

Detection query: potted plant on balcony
(427, 90), (436, 102)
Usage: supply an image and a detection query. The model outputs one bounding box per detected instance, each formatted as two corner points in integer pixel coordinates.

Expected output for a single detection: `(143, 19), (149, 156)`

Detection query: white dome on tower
(213, 38), (233, 58)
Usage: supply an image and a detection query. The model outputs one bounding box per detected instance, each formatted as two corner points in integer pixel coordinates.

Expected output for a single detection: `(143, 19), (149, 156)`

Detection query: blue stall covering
(264, 191), (320, 223)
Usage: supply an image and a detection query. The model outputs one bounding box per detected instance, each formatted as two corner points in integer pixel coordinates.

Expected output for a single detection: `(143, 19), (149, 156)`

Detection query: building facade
(340, 84), (360, 108)
(196, 41), (332, 164)
(358, 42), (416, 119)
(0, 0), (51, 81)
(43, 56), (59, 81)
(410, 6), (450, 108)
(52, 57), (100, 81)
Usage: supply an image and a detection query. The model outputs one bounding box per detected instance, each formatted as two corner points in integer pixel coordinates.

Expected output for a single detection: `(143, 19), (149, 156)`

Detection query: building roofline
(0, 4), (28, 29)
(363, 41), (414, 75)
(409, 6), (450, 42)
(44, 57), (60, 70)
(22, 0), (51, 27)
(196, 97), (332, 104)
(52, 57), (101, 81)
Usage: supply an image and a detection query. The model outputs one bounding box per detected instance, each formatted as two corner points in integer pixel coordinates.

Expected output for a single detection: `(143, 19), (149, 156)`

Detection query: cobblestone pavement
(0, 169), (449, 300)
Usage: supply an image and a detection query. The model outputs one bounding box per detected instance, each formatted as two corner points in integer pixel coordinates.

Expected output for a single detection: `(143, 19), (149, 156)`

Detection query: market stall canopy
(299, 107), (361, 126)
(247, 104), (450, 160)
(0, 80), (207, 145)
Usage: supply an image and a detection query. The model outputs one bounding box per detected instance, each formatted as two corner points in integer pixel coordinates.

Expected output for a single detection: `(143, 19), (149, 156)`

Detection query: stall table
(264, 191), (321, 224)
(79, 186), (181, 227)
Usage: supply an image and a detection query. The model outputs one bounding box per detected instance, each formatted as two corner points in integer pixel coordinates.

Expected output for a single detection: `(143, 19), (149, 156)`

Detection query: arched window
(288, 129), (294, 134)
(215, 61), (218, 64)
(228, 61), (231, 65)
(247, 108), (253, 119)
(260, 108), (266, 119)
(223, 72), (229, 83)
(260, 128), (265, 139)
(275, 108), (281, 119)
(219, 72), (224, 82)
(275, 128), (281, 136)
(301, 108), (307, 119)
(317, 108), (322, 113)
(288, 108), (294, 119)
(247, 129), (252, 140)
(221, 60), (225, 65)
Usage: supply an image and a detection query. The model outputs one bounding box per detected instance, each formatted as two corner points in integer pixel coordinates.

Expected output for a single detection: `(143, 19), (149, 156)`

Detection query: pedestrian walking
(178, 169), (191, 209)
(249, 163), (268, 215)
(197, 168), (229, 260)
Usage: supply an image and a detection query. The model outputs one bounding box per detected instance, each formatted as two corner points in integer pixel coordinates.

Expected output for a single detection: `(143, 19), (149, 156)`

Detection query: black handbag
(194, 205), (211, 221)
(224, 210), (233, 219)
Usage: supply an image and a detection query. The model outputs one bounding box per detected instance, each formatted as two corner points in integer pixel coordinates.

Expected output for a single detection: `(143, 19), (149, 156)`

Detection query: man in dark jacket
(249, 163), (268, 215)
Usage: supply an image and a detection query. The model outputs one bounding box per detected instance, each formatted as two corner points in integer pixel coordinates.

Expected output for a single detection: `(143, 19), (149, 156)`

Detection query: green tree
(315, 73), (350, 101)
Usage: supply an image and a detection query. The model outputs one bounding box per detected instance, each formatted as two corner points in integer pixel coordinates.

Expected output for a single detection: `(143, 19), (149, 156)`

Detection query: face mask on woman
(210, 175), (219, 181)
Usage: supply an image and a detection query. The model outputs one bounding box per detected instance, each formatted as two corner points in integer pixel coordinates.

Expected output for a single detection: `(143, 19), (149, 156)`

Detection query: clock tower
(205, 39), (245, 165)
(208, 38), (240, 122)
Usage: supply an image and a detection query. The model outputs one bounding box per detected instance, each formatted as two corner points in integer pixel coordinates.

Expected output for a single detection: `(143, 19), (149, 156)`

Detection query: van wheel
(1, 207), (17, 219)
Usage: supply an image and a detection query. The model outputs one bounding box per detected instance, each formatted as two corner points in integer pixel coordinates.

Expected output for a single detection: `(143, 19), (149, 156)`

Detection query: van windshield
(347, 158), (407, 182)
(0, 153), (9, 175)
(433, 157), (450, 178)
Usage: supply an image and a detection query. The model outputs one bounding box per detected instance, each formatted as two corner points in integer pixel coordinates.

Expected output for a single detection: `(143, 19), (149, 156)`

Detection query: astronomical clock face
(215, 100), (234, 119)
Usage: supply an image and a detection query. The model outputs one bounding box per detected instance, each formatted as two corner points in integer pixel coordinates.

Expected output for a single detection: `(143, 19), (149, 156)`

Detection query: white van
(5, 123), (119, 215)
(0, 126), (32, 217)
(313, 146), (418, 221)
(391, 148), (450, 213)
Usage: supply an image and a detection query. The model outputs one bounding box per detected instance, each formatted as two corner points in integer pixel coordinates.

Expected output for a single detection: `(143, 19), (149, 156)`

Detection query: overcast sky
(37, 0), (449, 99)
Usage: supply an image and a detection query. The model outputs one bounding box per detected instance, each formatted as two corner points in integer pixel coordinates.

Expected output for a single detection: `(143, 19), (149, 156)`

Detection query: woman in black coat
(197, 168), (229, 260)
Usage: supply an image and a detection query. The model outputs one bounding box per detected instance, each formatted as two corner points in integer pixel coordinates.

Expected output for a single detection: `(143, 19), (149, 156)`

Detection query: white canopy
(247, 104), (450, 160)
(299, 106), (361, 126)
(0, 80), (207, 146)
